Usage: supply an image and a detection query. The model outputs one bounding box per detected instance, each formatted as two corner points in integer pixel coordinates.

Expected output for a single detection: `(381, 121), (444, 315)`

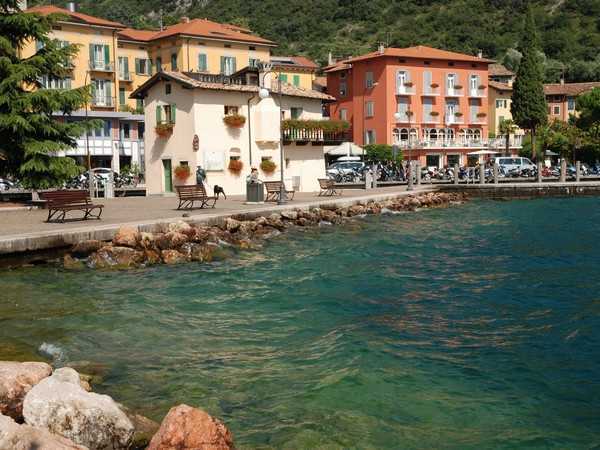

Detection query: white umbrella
(324, 142), (364, 156)
(467, 149), (499, 155)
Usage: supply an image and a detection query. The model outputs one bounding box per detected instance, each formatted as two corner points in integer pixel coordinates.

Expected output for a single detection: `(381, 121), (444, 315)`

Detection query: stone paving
(0, 186), (434, 254)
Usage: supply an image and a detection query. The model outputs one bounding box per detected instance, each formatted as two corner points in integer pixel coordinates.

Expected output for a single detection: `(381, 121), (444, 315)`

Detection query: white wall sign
(204, 148), (225, 171)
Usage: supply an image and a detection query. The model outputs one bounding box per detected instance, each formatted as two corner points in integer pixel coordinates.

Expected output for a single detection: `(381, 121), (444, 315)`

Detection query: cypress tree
(0, 0), (93, 189)
(510, 5), (547, 162)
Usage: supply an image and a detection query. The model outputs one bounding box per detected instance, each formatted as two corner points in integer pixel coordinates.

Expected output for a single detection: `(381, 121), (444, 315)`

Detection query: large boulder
(156, 232), (188, 250)
(23, 368), (134, 450)
(0, 361), (52, 421)
(167, 220), (193, 234)
(71, 240), (103, 257)
(147, 404), (233, 450)
(224, 218), (241, 233)
(87, 246), (145, 269)
(0, 414), (86, 450)
(112, 227), (139, 248)
(161, 250), (189, 265)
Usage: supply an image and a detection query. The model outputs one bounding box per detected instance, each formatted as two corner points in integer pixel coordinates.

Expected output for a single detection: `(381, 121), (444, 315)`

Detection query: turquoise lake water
(1, 198), (600, 449)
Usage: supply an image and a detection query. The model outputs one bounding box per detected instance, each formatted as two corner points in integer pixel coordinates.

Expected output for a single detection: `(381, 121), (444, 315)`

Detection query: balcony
(468, 87), (486, 98)
(488, 136), (523, 149)
(422, 86), (440, 96)
(119, 71), (133, 82)
(91, 96), (115, 108)
(445, 86), (464, 97)
(282, 128), (350, 145)
(445, 114), (464, 125)
(422, 112), (441, 124)
(396, 84), (416, 96)
(89, 60), (115, 72)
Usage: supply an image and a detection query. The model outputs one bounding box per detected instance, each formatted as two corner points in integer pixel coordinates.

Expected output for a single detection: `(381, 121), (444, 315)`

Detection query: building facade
(131, 70), (337, 196)
(325, 45), (494, 167)
(270, 56), (319, 90)
(544, 82), (600, 123)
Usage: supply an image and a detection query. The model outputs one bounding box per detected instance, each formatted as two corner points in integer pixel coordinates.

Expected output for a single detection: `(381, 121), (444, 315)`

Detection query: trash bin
(246, 181), (264, 203)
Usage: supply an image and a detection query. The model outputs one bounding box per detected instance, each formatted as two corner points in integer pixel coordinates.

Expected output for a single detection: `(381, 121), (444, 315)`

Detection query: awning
(324, 142), (364, 156)
(545, 150), (559, 156)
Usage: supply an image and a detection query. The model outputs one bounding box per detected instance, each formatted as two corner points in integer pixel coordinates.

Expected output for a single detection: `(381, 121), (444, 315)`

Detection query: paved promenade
(0, 186), (434, 254)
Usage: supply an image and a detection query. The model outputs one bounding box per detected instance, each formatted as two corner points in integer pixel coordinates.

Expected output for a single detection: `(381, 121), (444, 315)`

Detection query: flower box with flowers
(155, 122), (174, 137)
(228, 159), (243, 174)
(223, 114), (247, 128)
(174, 164), (191, 181)
(260, 159), (276, 174)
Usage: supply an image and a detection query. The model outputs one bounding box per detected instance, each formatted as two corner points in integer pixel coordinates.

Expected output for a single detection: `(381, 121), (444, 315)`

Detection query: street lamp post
(258, 66), (287, 205)
(84, 70), (93, 196)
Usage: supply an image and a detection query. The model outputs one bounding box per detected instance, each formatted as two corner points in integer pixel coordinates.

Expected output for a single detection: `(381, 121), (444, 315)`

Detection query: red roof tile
(489, 81), (512, 91)
(345, 45), (494, 64)
(489, 63), (514, 77)
(150, 18), (275, 46)
(271, 55), (319, 70)
(544, 82), (600, 96)
(26, 5), (124, 28)
(118, 28), (158, 42)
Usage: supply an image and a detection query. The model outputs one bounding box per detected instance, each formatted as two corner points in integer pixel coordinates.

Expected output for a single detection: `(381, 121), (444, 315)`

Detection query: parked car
(326, 161), (365, 179)
(91, 167), (115, 182)
(0, 178), (15, 190)
(493, 157), (536, 173)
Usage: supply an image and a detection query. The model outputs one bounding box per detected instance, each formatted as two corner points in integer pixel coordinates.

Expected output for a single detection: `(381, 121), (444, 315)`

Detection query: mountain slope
(32, 0), (600, 82)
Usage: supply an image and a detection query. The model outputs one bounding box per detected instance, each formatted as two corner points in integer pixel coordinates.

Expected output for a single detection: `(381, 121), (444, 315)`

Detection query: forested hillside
(31, 0), (600, 82)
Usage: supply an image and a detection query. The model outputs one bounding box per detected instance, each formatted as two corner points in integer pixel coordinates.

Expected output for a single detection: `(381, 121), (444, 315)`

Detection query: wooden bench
(41, 190), (104, 223)
(176, 184), (217, 210)
(264, 181), (295, 202)
(318, 178), (341, 197)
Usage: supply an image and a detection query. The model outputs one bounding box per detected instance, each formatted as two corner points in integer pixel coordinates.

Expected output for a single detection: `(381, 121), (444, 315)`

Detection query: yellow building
(488, 80), (524, 152)
(270, 56), (319, 90)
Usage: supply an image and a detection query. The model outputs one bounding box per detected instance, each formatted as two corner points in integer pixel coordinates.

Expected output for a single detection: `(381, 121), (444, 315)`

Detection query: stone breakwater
(63, 192), (467, 270)
(0, 361), (235, 450)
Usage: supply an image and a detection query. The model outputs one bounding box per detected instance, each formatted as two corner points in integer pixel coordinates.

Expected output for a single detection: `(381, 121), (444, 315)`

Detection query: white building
(131, 69), (341, 196)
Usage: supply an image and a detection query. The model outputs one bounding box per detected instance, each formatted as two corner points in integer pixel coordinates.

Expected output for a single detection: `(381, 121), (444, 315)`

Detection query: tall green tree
(510, 5), (548, 161)
(0, 0), (92, 188)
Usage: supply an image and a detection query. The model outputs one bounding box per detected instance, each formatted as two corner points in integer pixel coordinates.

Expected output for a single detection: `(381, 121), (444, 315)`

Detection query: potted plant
(455, 112), (463, 117)
(430, 111), (440, 116)
(454, 84), (463, 89)
(260, 159), (276, 174)
(406, 111), (414, 116)
(174, 164), (191, 182)
(404, 81), (413, 87)
(223, 113), (246, 128)
(430, 82), (439, 88)
(478, 84), (486, 89)
(228, 159), (243, 174)
(155, 122), (174, 137)
(477, 112), (487, 118)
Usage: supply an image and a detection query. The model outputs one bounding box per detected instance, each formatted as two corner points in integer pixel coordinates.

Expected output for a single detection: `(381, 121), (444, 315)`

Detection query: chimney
(378, 43), (385, 54)
(477, 50), (483, 58)
(328, 51), (333, 66)
(560, 77), (565, 85)
(67, 2), (76, 12)
(180, 16), (190, 23)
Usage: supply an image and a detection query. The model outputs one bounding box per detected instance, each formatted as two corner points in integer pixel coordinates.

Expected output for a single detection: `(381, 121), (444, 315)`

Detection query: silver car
(326, 161), (364, 178)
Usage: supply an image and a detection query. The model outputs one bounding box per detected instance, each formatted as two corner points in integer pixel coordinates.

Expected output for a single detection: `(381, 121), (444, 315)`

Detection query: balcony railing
(91, 96), (115, 107)
(422, 113), (440, 123)
(470, 114), (487, 124)
(119, 71), (132, 81)
(89, 60), (115, 72)
(422, 86), (440, 96)
(282, 128), (350, 144)
(396, 84), (416, 95)
(488, 136), (523, 148)
(468, 88), (486, 98)
(445, 86), (464, 97)
(445, 114), (464, 125)
(186, 72), (245, 85)
(394, 138), (523, 149)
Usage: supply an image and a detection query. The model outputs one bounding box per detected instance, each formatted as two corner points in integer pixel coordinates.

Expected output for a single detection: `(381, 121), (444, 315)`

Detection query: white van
(494, 157), (536, 173)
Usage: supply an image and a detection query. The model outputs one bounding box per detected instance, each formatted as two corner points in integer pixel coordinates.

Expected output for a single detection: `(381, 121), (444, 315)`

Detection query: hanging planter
(223, 114), (246, 128)
(478, 84), (486, 89)
(455, 112), (463, 117)
(155, 123), (174, 137)
(174, 164), (191, 181)
(430, 111), (440, 117)
(477, 112), (487, 118)
(404, 81), (414, 87)
(430, 83), (439, 88)
(454, 84), (463, 89)
(228, 159), (243, 174)
(406, 111), (414, 116)
(260, 159), (276, 174)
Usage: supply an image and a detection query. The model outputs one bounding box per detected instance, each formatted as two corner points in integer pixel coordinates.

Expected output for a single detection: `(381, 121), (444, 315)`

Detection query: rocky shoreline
(0, 361), (234, 449)
(63, 192), (468, 270)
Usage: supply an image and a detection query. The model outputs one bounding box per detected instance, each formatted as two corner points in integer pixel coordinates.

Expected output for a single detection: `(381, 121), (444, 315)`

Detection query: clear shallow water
(2, 198), (600, 449)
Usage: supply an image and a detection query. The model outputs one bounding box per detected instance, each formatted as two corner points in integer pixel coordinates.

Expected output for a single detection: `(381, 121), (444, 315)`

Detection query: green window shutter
(106, 81), (112, 105)
(135, 58), (140, 74)
(170, 104), (176, 123)
(231, 57), (236, 73)
(198, 54), (207, 71)
(136, 98), (143, 111)
(156, 105), (162, 124)
(220, 56), (225, 74)
(280, 74), (288, 83)
(104, 45), (110, 68)
(293, 75), (300, 86)
(123, 57), (129, 74)
(156, 57), (162, 72)
(89, 43), (94, 64)
(91, 80), (96, 97)
(119, 88), (125, 105)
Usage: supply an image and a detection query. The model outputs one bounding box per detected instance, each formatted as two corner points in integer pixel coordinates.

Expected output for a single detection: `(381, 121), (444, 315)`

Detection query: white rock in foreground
(0, 413), (87, 450)
(23, 368), (133, 450)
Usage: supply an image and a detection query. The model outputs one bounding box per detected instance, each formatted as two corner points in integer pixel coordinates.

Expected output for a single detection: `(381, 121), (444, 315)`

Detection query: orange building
(544, 81), (600, 123)
(325, 45), (494, 167)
